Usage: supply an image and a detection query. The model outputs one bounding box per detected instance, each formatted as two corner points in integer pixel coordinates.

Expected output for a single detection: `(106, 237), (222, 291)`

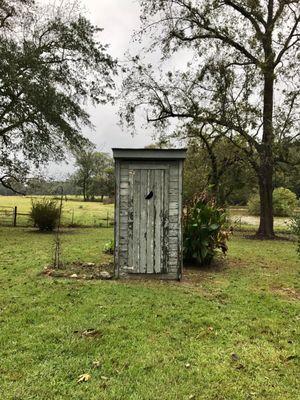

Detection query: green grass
(0, 227), (299, 399)
(0, 195), (114, 227)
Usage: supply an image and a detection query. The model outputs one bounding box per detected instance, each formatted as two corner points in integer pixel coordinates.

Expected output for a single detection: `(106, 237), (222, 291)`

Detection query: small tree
(74, 149), (114, 201)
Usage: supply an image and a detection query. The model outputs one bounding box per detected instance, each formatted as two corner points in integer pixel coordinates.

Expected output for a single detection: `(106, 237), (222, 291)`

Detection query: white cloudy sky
(81, 0), (151, 149)
(46, 0), (155, 177)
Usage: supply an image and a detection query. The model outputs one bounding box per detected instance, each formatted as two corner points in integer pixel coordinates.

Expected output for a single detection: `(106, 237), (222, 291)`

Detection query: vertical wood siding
(115, 159), (182, 280)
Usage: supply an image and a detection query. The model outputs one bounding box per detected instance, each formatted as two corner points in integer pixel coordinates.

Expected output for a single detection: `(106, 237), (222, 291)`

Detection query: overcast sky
(47, 0), (154, 178)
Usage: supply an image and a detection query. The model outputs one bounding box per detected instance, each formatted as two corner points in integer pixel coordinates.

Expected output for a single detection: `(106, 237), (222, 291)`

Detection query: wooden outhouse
(113, 148), (186, 280)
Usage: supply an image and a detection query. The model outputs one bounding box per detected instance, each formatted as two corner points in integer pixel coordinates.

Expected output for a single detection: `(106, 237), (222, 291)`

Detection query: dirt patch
(271, 286), (300, 301)
(42, 261), (114, 280)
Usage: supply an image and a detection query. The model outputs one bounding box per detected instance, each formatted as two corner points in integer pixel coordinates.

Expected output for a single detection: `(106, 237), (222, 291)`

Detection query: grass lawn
(0, 226), (299, 399)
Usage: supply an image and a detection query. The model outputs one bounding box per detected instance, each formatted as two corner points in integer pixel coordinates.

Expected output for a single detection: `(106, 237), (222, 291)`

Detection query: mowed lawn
(0, 226), (299, 400)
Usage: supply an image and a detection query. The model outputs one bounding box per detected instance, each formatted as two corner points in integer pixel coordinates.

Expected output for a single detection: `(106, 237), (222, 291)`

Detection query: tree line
(0, 149), (115, 201)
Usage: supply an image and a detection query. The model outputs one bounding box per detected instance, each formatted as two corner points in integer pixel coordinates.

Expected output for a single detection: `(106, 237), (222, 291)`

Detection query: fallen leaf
(185, 363), (191, 368)
(77, 373), (91, 383)
(92, 361), (101, 368)
(81, 328), (102, 338)
(101, 375), (109, 380)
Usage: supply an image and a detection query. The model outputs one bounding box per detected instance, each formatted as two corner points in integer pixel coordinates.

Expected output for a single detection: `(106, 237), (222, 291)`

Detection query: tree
(121, 0), (300, 238)
(177, 124), (256, 205)
(0, 0), (116, 192)
(183, 129), (256, 205)
(74, 149), (114, 201)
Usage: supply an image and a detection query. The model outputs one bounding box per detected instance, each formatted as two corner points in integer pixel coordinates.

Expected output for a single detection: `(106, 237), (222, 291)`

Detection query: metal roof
(112, 148), (187, 160)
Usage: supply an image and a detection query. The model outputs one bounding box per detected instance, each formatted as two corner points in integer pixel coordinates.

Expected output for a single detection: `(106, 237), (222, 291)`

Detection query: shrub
(103, 239), (114, 254)
(30, 198), (61, 231)
(273, 188), (298, 216)
(289, 214), (300, 258)
(248, 187), (298, 217)
(247, 193), (260, 216)
(183, 194), (230, 266)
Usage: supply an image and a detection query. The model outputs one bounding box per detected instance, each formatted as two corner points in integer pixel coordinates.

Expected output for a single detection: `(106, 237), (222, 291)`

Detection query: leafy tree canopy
(121, 0), (300, 238)
(73, 148), (114, 201)
(0, 0), (116, 192)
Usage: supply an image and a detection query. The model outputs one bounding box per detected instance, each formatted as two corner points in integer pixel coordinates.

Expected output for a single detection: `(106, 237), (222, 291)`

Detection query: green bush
(289, 214), (300, 258)
(248, 187), (298, 217)
(30, 198), (61, 231)
(183, 195), (230, 266)
(103, 239), (114, 254)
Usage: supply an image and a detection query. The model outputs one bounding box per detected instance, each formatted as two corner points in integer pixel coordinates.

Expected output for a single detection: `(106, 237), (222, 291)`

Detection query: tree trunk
(257, 166), (274, 238)
(256, 66), (275, 238)
(83, 179), (87, 201)
(204, 138), (222, 205)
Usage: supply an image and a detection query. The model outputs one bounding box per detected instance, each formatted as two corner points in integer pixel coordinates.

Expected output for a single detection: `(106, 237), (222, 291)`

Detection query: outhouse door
(127, 164), (169, 274)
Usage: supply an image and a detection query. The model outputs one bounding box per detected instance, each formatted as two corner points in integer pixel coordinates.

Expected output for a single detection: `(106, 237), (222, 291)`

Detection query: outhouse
(113, 148), (186, 280)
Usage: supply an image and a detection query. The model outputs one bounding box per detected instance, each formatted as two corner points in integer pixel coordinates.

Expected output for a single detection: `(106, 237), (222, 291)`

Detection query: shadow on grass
(25, 228), (84, 235)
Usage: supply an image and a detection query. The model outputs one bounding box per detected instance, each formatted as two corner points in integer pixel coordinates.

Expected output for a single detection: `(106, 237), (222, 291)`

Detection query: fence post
(13, 206), (17, 227)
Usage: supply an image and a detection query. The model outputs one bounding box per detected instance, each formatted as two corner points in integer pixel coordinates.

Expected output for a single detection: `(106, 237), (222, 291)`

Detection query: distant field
(0, 196), (296, 232)
(0, 195), (114, 227)
(228, 206), (293, 231)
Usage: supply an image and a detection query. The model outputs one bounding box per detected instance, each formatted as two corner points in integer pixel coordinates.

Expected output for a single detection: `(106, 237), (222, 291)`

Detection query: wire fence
(0, 206), (114, 228)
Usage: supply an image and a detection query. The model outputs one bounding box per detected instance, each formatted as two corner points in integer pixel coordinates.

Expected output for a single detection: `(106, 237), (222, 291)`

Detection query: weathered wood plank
(162, 167), (169, 273)
(127, 169), (134, 271)
(154, 169), (162, 273)
(132, 169), (141, 272)
(146, 170), (155, 273)
(120, 188), (129, 196)
(178, 159), (184, 278)
(129, 163), (169, 170)
(139, 169), (148, 273)
(114, 160), (121, 277)
(169, 180), (179, 189)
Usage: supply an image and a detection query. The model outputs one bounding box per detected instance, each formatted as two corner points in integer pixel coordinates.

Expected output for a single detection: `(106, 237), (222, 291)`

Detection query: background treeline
(2, 142), (298, 209)
(0, 150), (115, 201)
(183, 137), (300, 206)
